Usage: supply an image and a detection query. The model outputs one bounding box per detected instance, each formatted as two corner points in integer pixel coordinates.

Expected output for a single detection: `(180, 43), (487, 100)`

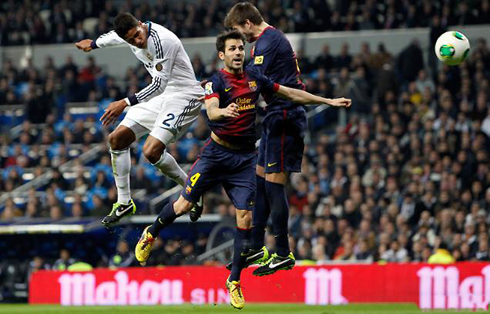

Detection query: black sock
(265, 181), (290, 257)
(251, 175), (270, 250)
(230, 227), (251, 282)
(148, 202), (178, 237)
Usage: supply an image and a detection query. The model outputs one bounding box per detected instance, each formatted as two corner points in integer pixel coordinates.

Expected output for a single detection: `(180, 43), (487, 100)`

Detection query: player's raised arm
(75, 30), (126, 52)
(275, 85), (352, 107)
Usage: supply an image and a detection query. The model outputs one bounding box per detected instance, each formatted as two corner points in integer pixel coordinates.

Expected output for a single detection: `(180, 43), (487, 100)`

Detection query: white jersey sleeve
(93, 30), (127, 48)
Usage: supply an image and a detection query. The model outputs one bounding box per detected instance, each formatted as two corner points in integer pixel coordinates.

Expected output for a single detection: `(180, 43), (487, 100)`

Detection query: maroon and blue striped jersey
(246, 26), (305, 112)
(204, 68), (279, 150)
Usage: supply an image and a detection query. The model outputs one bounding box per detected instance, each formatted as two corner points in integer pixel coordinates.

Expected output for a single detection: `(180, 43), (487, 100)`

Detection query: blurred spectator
(428, 243), (455, 264)
(53, 249), (76, 270)
(397, 39), (424, 83)
(27, 256), (51, 280)
(109, 241), (135, 268)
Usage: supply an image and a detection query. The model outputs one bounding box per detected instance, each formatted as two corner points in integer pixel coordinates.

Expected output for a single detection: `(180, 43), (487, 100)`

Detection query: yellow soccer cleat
(226, 277), (245, 310)
(135, 226), (155, 266)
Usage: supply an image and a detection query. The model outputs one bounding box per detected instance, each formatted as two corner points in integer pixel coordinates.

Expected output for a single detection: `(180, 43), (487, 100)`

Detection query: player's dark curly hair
(224, 2), (264, 28)
(216, 30), (246, 52)
(114, 12), (139, 39)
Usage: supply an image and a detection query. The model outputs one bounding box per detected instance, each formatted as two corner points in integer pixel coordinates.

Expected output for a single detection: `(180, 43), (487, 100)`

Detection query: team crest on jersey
(155, 62), (163, 71)
(147, 53), (153, 60)
(205, 82), (214, 95)
(185, 186), (192, 194)
(248, 80), (258, 91)
(254, 56), (264, 65)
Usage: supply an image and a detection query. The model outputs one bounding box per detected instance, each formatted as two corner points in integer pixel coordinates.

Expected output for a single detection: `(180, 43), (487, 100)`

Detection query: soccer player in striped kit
(224, 2), (338, 276)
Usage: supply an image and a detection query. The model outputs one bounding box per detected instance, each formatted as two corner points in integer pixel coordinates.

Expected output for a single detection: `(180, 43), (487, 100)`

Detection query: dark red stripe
(187, 139), (212, 175)
(188, 157), (200, 174)
(200, 138), (212, 153)
(280, 109), (287, 172)
(236, 227), (252, 231)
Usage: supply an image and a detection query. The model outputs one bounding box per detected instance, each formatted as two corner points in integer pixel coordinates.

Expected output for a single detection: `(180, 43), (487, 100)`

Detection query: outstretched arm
(75, 30), (126, 52)
(275, 85), (352, 107)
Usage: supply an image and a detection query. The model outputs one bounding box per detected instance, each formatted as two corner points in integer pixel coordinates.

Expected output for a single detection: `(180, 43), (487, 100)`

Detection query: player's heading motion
(75, 13), (204, 227)
(224, 2), (350, 277)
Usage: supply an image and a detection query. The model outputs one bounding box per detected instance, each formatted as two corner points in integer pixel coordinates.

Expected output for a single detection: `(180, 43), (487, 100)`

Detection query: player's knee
(109, 128), (134, 150)
(236, 210), (252, 229)
(256, 165), (265, 177)
(108, 131), (124, 150)
(173, 198), (193, 215)
(265, 172), (287, 185)
(143, 143), (163, 164)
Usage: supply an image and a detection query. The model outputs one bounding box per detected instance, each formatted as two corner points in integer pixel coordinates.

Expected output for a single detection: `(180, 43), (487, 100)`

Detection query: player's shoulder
(211, 71), (227, 86)
(256, 27), (288, 51)
(258, 26), (285, 42)
(148, 22), (179, 42)
(205, 72), (224, 95)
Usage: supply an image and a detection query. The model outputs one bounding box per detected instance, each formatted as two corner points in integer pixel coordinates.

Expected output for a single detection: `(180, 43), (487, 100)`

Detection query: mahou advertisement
(29, 263), (490, 309)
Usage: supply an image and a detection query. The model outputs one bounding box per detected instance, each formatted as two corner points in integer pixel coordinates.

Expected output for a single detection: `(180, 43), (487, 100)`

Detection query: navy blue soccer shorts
(257, 106), (307, 174)
(182, 139), (257, 211)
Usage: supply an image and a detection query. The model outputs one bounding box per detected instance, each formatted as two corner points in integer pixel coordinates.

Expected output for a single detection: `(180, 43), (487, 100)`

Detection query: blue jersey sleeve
(247, 67), (279, 94)
(204, 74), (222, 100)
(248, 36), (278, 75)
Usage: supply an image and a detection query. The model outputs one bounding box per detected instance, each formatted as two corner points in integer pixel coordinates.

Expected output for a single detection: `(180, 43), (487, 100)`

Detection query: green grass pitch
(0, 303), (485, 314)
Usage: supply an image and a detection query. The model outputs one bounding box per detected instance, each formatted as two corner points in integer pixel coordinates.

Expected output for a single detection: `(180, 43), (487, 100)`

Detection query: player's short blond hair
(224, 2), (264, 28)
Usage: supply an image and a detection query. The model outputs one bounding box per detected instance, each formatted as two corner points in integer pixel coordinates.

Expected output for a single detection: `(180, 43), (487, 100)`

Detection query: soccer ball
(434, 31), (470, 66)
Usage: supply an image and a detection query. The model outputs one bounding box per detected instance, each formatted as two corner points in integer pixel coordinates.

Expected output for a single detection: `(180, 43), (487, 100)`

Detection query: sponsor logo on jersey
(235, 97), (255, 111)
(254, 56), (264, 65)
(225, 87), (232, 92)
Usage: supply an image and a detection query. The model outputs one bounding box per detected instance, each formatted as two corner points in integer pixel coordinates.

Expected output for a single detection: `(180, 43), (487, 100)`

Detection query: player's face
(221, 39), (245, 71)
(124, 22), (147, 49)
(232, 22), (254, 43)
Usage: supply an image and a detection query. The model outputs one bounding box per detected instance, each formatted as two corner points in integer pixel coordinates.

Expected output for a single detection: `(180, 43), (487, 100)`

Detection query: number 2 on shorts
(190, 173), (201, 187)
(162, 113), (175, 127)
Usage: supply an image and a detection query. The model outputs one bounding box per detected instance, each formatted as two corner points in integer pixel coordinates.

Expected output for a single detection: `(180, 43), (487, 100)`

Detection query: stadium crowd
(1, 1), (490, 268)
(1, 0), (490, 46)
(1, 33), (490, 266)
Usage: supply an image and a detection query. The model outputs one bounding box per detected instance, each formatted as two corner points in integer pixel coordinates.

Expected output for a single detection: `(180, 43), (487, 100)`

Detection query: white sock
(153, 151), (187, 186)
(111, 148), (131, 204)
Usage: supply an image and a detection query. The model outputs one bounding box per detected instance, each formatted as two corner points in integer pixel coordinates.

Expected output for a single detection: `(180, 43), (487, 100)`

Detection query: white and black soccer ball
(434, 31), (471, 66)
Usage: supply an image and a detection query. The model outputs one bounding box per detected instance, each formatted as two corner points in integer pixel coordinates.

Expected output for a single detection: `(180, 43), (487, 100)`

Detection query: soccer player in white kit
(75, 13), (204, 226)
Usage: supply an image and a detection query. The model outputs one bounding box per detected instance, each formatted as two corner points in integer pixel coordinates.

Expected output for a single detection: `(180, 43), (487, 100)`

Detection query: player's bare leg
(102, 126), (137, 227)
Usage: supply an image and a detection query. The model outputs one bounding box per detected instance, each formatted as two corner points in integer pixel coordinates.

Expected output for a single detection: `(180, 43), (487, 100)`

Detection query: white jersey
(94, 22), (202, 105)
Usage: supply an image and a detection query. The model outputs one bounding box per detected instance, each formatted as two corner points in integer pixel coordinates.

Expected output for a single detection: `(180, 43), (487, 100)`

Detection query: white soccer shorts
(120, 86), (203, 146)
